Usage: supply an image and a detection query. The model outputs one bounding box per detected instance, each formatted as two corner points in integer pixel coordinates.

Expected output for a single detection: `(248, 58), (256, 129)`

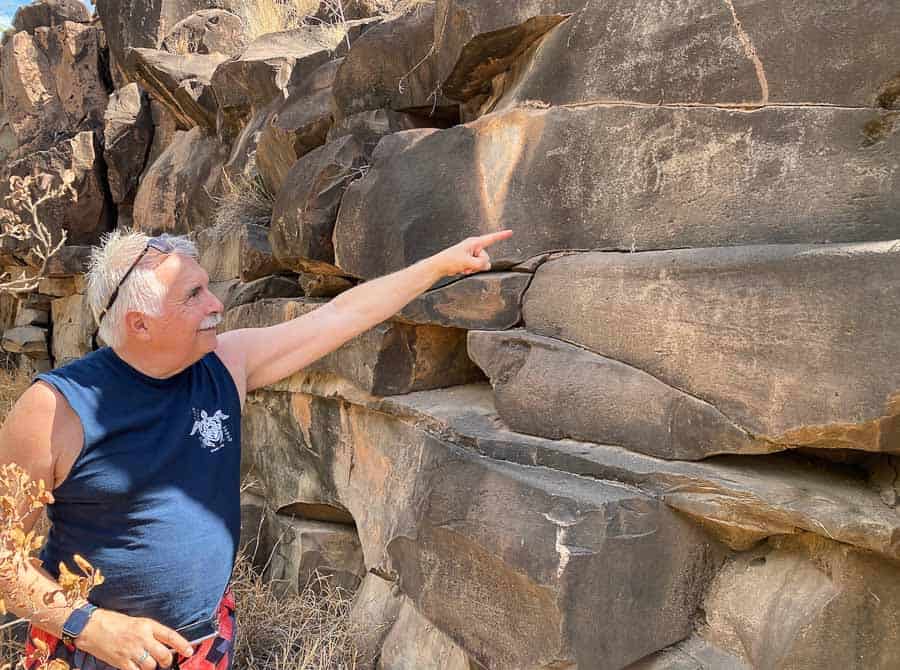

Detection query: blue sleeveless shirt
(35, 347), (242, 630)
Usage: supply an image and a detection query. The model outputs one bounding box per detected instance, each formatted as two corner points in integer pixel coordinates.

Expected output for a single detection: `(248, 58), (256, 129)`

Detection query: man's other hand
(433, 230), (514, 277)
(76, 608), (194, 669)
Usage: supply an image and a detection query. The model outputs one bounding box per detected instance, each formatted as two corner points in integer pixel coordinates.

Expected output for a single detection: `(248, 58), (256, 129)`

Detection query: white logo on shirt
(190, 409), (233, 452)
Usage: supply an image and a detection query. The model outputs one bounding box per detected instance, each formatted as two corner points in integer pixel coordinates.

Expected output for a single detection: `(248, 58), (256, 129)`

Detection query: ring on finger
(135, 649), (151, 664)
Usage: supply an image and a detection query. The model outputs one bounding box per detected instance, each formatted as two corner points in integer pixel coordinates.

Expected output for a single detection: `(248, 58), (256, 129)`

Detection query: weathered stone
(256, 58), (342, 194)
(298, 273), (354, 298)
(44, 245), (91, 277)
(196, 222), (279, 282)
(14, 304), (48, 327)
(0, 23), (108, 148)
(37, 275), (84, 297)
(242, 390), (349, 517)
(161, 9), (245, 57)
(333, 105), (900, 279)
(50, 293), (92, 364)
(133, 126), (228, 234)
(333, 5), (455, 120)
(124, 48), (228, 129)
(0, 112), (17, 163)
(226, 276), (302, 310)
(493, 0), (900, 111)
(287, 381), (900, 562)
(470, 329), (762, 460)
(0, 131), (111, 249)
(239, 490), (267, 564)
(326, 108), (435, 151)
(628, 637), (750, 670)
(525, 242), (900, 454)
(702, 534), (900, 669)
(398, 272), (527, 329)
(226, 299), (481, 395)
(378, 599), (474, 670)
(144, 99), (179, 172)
(210, 26), (346, 131)
(868, 455), (899, 508)
(349, 573), (403, 666)
(2, 325), (48, 357)
(220, 101), (272, 182)
(265, 515), (364, 594)
(95, 0), (218, 79)
(258, 387), (720, 669)
(12, 0), (91, 33)
(0, 293), (18, 336)
(433, 0), (577, 101)
(103, 83), (153, 204)
(270, 136), (369, 275)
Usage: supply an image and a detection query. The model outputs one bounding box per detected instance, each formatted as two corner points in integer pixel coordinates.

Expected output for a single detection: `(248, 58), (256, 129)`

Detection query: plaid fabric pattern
(24, 589), (236, 670)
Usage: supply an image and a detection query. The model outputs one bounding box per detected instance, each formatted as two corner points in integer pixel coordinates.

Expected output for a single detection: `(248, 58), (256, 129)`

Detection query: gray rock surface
(524, 242), (900, 454)
(196, 221), (279, 282)
(469, 329), (760, 460)
(161, 9), (245, 57)
(132, 126), (227, 234)
(270, 135), (369, 275)
(398, 273), (528, 330)
(12, 0), (91, 33)
(103, 83), (153, 205)
(333, 105), (900, 279)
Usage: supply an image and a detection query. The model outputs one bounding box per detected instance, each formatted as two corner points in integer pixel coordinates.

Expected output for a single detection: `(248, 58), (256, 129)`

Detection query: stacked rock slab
(3, 0), (900, 668)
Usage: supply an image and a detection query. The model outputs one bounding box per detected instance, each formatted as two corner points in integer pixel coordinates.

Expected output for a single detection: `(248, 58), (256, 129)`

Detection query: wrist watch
(61, 603), (98, 646)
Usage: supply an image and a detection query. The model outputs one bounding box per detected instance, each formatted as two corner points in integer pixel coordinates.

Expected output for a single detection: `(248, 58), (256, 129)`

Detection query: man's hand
(76, 608), (193, 670)
(430, 230), (514, 277)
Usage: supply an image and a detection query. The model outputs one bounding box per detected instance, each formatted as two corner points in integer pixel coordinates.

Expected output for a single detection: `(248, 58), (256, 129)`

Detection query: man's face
(141, 253), (224, 362)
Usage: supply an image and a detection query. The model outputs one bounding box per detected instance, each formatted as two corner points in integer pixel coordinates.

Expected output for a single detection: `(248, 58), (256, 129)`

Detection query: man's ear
(124, 310), (151, 341)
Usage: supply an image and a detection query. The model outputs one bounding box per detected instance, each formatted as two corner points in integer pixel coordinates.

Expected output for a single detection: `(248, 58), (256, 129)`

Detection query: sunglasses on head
(90, 237), (176, 351)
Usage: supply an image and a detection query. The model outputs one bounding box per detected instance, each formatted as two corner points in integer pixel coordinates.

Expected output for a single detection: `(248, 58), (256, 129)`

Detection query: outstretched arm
(217, 230), (513, 393)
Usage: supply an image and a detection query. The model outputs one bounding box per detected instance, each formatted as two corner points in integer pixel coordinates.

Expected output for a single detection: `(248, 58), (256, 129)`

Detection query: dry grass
(231, 553), (365, 670)
(234, 0), (321, 41)
(213, 171), (276, 231)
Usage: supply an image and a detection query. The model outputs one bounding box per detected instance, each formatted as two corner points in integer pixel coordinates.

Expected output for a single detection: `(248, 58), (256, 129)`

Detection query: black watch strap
(61, 603), (98, 646)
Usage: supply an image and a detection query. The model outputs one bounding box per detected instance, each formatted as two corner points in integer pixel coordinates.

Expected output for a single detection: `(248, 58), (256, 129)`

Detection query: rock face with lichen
(2, 1), (900, 668)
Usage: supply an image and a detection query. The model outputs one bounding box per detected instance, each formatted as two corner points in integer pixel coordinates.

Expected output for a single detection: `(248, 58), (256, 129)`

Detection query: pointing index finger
(475, 229), (513, 248)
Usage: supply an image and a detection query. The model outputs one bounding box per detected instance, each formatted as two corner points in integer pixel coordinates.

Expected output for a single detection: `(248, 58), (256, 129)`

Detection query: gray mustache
(200, 313), (223, 330)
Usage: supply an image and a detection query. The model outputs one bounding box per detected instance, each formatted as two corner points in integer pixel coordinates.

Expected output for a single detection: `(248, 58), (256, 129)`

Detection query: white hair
(86, 230), (198, 348)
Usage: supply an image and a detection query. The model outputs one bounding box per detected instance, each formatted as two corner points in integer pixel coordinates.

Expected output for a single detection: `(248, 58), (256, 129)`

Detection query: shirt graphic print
(190, 408), (233, 452)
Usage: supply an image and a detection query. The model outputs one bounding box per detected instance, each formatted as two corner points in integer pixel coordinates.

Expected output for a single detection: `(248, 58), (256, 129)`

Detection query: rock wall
(2, 1), (899, 668)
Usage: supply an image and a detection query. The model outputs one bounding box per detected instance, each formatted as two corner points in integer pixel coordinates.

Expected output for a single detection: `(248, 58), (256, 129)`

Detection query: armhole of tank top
(32, 377), (89, 490)
(208, 351), (242, 412)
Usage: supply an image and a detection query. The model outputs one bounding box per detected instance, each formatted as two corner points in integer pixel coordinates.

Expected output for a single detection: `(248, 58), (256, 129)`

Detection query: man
(0, 227), (512, 670)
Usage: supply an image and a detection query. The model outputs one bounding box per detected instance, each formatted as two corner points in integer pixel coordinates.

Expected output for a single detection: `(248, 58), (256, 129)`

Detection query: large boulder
(524, 242), (900, 454)
(124, 47), (228, 129)
(0, 22), (108, 149)
(398, 272), (529, 330)
(701, 534), (900, 670)
(160, 9), (245, 57)
(333, 105), (900, 279)
(492, 0), (900, 111)
(244, 387), (721, 669)
(256, 58), (343, 194)
(103, 83), (153, 205)
(0, 131), (111, 248)
(12, 0), (91, 33)
(377, 599), (475, 670)
(224, 299), (481, 395)
(95, 0), (220, 81)
(196, 221), (279, 282)
(210, 26), (348, 139)
(270, 135), (370, 275)
(132, 126), (227, 234)
(469, 329), (759, 460)
(332, 5), (455, 121)
(432, 0), (578, 101)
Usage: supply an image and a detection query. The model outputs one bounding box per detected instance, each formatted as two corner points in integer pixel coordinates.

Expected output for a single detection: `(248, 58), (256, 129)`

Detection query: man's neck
(112, 344), (192, 379)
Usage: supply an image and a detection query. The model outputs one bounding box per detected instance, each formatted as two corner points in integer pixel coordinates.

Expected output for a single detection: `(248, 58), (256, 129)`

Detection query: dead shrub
(213, 171), (276, 232)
